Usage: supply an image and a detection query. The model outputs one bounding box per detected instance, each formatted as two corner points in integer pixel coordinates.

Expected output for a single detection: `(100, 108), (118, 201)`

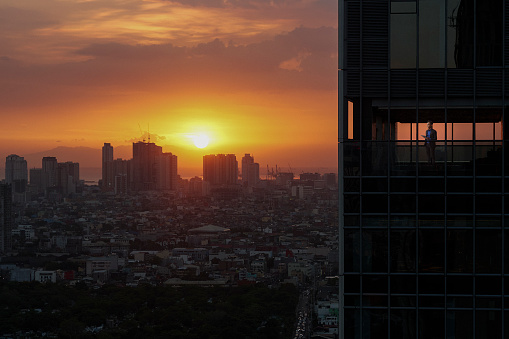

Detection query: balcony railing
(343, 140), (504, 176)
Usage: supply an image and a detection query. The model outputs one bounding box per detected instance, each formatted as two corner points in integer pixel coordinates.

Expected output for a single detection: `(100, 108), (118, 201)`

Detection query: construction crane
(138, 123), (145, 142)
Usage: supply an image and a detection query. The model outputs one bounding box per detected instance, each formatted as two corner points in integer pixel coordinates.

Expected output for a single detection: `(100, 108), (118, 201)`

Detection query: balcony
(343, 140), (504, 176)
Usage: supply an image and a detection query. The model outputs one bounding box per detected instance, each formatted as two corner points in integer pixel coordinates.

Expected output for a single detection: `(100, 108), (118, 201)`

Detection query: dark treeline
(0, 282), (299, 338)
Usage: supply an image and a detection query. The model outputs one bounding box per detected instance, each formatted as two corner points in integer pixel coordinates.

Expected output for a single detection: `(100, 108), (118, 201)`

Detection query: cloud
(279, 51), (311, 72)
(0, 26), (336, 109)
(127, 132), (167, 144)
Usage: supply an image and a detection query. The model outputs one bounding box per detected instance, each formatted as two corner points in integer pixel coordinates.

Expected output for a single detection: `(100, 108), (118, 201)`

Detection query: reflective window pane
(446, 311), (473, 339)
(419, 0), (446, 68)
(390, 230), (416, 272)
(447, 0), (473, 68)
(362, 230), (388, 272)
(447, 230), (473, 273)
(391, 14), (416, 68)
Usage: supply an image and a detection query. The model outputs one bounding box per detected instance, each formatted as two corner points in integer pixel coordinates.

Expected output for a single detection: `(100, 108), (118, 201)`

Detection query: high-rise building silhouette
(102, 143), (114, 190)
(0, 184), (12, 253)
(29, 168), (44, 194)
(131, 141), (177, 191)
(241, 154), (260, 187)
(340, 1), (507, 338)
(5, 154), (27, 194)
(42, 157), (58, 190)
(57, 161), (80, 195)
(203, 154), (238, 186)
(113, 158), (131, 194)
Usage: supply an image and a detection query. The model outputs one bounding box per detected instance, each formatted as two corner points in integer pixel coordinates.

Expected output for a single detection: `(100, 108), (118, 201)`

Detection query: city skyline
(0, 0), (338, 174)
(0, 143), (337, 182)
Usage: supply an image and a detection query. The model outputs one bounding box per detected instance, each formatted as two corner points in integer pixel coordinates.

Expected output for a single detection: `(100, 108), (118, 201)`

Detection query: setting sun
(192, 134), (210, 149)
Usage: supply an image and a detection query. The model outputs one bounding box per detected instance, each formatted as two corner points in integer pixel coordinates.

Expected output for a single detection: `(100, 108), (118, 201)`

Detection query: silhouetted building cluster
(241, 154), (260, 188)
(4, 155), (80, 200)
(101, 141), (178, 193)
(0, 183), (12, 253)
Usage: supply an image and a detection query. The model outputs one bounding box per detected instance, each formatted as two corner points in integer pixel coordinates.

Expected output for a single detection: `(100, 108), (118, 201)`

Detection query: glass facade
(340, 0), (508, 337)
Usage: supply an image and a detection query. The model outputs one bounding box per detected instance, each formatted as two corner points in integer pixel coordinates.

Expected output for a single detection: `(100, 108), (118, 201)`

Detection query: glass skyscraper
(339, 0), (508, 337)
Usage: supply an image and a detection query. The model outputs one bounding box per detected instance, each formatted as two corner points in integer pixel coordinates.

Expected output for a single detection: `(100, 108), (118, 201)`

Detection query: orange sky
(0, 0), (338, 177)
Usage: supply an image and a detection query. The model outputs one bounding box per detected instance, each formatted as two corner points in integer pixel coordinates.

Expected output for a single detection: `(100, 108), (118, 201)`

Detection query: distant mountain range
(23, 145), (133, 169)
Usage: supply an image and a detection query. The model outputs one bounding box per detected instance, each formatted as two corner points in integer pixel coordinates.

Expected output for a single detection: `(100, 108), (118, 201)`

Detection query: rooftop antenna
(148, 123), (151, 143)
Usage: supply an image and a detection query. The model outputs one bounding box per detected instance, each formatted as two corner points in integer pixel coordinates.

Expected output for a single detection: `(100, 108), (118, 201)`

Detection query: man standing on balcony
(424, 120), (437, 165)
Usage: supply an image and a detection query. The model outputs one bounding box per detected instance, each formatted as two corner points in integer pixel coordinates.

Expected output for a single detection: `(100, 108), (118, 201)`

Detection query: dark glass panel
(344, 178), (360, 192)
(390, 194), (416, 213)
(505, 312), (509, 339)
(363, 295), (388, 307)
(446, 0), (463, 68)
(446, 296), (472, 308)
(390, 177), (416, 192)
(447, 177), (473, 192)
(362, 142), (388, 176)
(475, 194), (502, 213)
(419, 295), (445, 308)
(363, 309), (388, 339)
(391, 14), (416, 68)
(344, 274), (360, 294)
(419, 229), (445, 273)
(476, 195), (502, 214)
(447, 195), (473, 214)
(345, 194), (360, 213)
(446, 311), (473, 339)
(476, 142), (503, 176)
(391, 141), (417, 176)
(447, 229), (473, 273)
(391, 1), (416, 14)
(344, 229), (360, 273)
(419, 194), (445, 213)
(447, 142), (474, 176)
(419, 178), (445, 192)
(475, 230), (502, 274)
(390, 295), (416, 307)
(390, 215), (416, 227)
(363, 194), (388, 214)
(363, 215), (388, 227)
(476, 297), (501, 309)
(419, 275), (445, 294)
(476, 178), (502, 193)
(448, 0), (474, 68)
(475, 215), (502, 228)
(362, 178), (387, 193)
(418, 310), (445, 338)
(345, 295), (360, 307)
(344, 142), (360, 176)
(447, 215), (473, 228)
(344, 215), (360, 227)
(419, 0), (446, 68)
(363, 275), (388, 294)
(418, 214), (445, 227)
(447, 275), (472, 295)
(475, 0), (503, 67)
(362, 230), (388, 273)
(390, 230), (416, 273)
(476, 276), (502, 295)
(505, 230), (509, 273)
(391, 275), (416, 294)
(345, 308), (361, 339)
(390, 309), (416, 338)
(475, 310), (502, 339)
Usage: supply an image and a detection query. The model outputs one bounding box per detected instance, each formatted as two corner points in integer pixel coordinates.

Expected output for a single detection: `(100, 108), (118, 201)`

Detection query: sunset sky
(0, 0), (338, 178)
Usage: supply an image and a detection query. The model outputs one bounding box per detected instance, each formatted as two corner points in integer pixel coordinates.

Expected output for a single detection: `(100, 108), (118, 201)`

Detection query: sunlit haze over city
(0, 0), (338, 180)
